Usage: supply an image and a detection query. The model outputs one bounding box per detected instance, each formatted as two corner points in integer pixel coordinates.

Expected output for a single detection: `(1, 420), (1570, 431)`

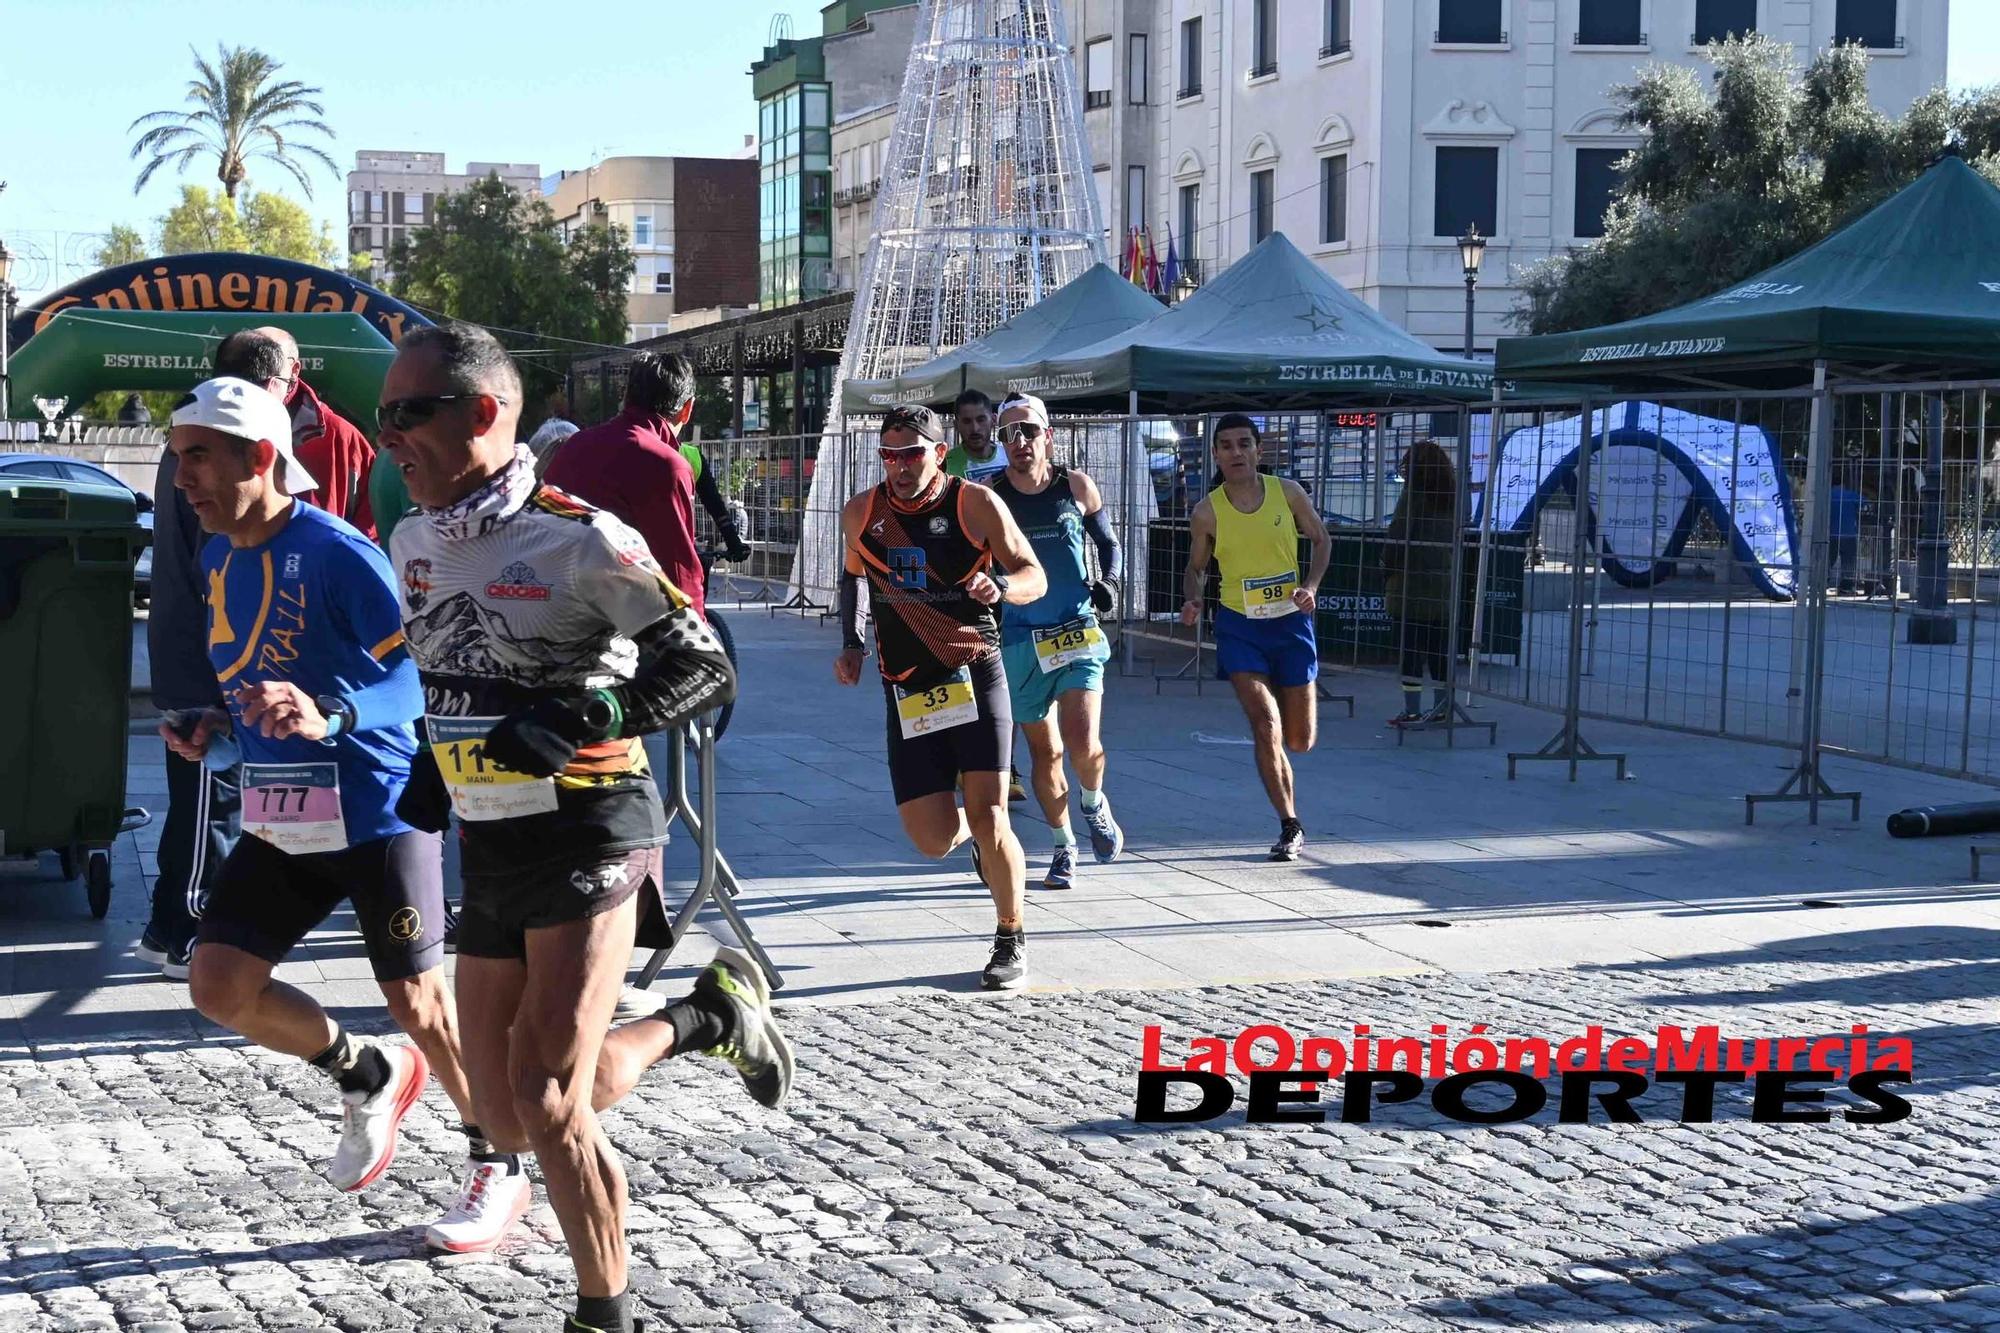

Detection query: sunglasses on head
(1000, 421), (1046, 443)
(376, 393), (481, 433)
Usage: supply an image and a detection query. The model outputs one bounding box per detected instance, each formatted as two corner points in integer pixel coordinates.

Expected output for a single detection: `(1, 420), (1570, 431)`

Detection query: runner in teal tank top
(988, 393), (1126, 888)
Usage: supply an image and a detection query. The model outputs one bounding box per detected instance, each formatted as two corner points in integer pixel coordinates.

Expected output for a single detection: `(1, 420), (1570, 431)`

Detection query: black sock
(572, 1289), (632, 1333)
(660, 988), (733, 1058)
(307, 1028), (390, 1097)
(1282, 817), (1303, 833)
(461, 1123), (524, 1175)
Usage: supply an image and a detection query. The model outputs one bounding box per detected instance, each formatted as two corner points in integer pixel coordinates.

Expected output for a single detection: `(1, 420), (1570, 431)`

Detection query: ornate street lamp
(1458, 223), (1486, 359)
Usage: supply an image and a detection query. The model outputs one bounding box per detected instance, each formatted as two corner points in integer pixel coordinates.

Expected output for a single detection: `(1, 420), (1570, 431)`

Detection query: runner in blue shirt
(160, 377), (525, 1254)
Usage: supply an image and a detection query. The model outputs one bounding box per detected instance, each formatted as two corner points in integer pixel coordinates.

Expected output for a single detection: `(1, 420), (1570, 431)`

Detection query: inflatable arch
(6, 253), (431, 427)
(1474, 401), (1801, 601)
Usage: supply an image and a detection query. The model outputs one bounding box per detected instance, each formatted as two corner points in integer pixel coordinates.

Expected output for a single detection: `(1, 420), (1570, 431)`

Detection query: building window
(654, 268), (674, 295)
(1128, 33), (1148, 105)
(1573, 148), (1626, 237)
(1577, 0), (1643, 45)
(1250, 0), (1278, 77)
(1692, 0), (1756, 42)
(1437, 0), (1505, 43)
(1086, 38), (1112, 109)
(1127, 165), (1146, 232)
(1179, 17), (1203, 96)
(634, 213), (653, 246)
(1250, 169), (1275, 244)
(1324, 0), (1351, 55)
(1178, 183), (1200, 269)
(370, 190), (386, 222)
(1434, 146), (1499, 237)
(1834, 0), (1897, 49)
(402, 195), (424, 222)
(1095, 166), (1113, 240)
(1320, 154), (1348, 245)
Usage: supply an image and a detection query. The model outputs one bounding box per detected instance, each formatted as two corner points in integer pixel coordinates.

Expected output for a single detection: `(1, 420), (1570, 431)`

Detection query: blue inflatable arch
(1477, 402), (1801, 601)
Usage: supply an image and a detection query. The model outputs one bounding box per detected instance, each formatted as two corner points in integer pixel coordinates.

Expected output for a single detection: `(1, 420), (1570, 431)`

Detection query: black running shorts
(882, 650), (1013, 806)
(199, 829), (447, 982)
(455, 844), (665, 961)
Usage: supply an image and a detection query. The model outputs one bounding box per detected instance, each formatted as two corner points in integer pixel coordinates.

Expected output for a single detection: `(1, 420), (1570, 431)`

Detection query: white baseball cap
(171, 376), (318, 496)
(997, 391), (1051, 430)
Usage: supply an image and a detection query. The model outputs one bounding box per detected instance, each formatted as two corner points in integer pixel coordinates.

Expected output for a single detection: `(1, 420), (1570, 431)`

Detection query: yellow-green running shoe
(693, 947), (794, 1109)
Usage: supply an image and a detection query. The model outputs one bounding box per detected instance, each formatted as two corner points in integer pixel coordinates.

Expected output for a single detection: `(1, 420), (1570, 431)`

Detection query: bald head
(251, 325), (301, 365)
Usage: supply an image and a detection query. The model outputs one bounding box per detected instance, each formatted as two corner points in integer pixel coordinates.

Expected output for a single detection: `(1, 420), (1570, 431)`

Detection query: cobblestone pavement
(1, 932), (1995, 1332)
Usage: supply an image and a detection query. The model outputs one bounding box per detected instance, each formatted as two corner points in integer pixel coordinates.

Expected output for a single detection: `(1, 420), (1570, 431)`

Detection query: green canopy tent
(840, 264), (1165, 412)
(980, 231), (1495, 411)
(1496, 155), (2000, 390)
(7, 309), (396, 428)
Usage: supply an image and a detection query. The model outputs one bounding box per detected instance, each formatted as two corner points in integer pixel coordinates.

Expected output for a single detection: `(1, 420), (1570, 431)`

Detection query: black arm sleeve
(606, 607), (738, 738)
(1082, 506), (1123, 583)
(838, 571), (867, 651)
(692, 453), (731, 526)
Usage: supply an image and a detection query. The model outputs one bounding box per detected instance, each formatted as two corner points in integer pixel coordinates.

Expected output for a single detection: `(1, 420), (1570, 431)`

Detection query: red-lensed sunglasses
(878, 445), (931, 463)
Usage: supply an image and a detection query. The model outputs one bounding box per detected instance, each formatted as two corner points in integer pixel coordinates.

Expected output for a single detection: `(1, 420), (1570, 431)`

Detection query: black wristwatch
(988, 568), (1012, 600)
(315, 694), (356, 745)
(580, 689), (622, 740)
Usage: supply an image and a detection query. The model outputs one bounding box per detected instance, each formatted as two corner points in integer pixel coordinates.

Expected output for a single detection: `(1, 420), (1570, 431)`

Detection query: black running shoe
(1269, 820), (1305, 862)
(135, 927), (169, 966)
(982, 927), (1027, 989)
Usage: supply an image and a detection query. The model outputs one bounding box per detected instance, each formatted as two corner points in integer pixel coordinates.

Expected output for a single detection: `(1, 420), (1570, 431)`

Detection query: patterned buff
(423, 444), (539, 543)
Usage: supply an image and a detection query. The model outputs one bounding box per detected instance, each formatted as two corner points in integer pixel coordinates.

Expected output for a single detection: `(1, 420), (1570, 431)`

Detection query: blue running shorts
(1213, 606), (1319, 688)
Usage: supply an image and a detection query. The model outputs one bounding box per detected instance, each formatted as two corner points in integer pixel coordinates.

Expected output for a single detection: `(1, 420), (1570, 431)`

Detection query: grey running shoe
(693, 948), (794, 1109)
(1042, 846), (1076, 890)
(1270, 820), (1306, 862)
(1080, 798), (1124, 863)
(982, 927), (1027, 990)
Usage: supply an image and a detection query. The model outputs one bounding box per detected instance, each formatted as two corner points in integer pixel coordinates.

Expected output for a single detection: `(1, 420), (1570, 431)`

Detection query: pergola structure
(567, 292), (853, 434)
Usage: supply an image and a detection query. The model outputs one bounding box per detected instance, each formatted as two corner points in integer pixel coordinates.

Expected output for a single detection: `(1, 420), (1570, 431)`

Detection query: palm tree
(128, 45), (337, 201)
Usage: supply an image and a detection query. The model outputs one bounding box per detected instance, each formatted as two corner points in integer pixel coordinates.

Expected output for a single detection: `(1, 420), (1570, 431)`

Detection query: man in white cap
(160, 377), (525, 1253)
(987, 393), (1126, 889)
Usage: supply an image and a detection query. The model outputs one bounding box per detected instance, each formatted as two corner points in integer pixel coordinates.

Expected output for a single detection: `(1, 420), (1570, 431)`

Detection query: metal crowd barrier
(632, 712), (782, 994)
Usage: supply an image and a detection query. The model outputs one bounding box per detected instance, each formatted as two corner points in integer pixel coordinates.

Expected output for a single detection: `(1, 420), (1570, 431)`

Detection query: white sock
(1079, 785), (1104, 811)
(1051, 822), (1076, 849)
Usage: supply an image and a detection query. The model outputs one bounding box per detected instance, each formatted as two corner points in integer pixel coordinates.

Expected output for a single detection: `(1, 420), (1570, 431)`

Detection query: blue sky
(2, 0), (1995, 298)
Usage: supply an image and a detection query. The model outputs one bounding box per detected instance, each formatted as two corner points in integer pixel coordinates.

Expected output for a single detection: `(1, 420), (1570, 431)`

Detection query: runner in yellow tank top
(1179, 414), (1331, 861)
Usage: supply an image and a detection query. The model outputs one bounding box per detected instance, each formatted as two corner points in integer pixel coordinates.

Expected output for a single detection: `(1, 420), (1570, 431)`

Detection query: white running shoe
(425, 1159), (532, 1253)
(613, 984), (657, 1023)
(327, 1042), (429, 1192)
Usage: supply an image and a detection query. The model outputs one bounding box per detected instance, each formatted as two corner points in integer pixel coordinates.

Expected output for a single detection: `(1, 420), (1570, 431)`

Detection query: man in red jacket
(544, 351), (705, 619)
(251, 325), (378, 537)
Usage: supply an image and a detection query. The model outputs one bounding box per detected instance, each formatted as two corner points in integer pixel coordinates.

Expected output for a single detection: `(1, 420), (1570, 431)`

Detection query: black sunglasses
(377, 393), (482, 433)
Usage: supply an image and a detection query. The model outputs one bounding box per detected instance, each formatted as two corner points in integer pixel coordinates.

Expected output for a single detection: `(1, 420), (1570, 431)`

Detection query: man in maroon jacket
(543, 351), (705, 619)
(251, 325), (378, 537)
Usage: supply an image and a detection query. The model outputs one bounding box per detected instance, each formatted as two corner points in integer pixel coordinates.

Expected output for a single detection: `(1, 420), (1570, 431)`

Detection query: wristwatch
(580, 689), (623, 741)
(315, 694), (356, 744)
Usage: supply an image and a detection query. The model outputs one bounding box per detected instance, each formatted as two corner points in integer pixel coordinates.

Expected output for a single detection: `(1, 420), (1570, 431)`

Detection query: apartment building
(345, 151), (541, 281)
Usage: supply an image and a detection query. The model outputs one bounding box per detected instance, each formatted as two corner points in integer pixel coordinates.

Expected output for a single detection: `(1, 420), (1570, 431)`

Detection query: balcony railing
(1176, 81), (1202, 99)
(1436, 28), (1507, 43)
(1575, 29), (1646, 45)
(1247, 59), (1278, 78)
(1321, 39), (1351, 57)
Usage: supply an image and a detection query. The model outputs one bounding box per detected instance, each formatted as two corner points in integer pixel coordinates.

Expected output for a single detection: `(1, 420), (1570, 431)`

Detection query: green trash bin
(0, 476), (152, 917)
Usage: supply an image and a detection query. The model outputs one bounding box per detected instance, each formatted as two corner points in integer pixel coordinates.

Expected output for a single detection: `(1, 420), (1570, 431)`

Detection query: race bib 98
(1243, 573), (1300, 619)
